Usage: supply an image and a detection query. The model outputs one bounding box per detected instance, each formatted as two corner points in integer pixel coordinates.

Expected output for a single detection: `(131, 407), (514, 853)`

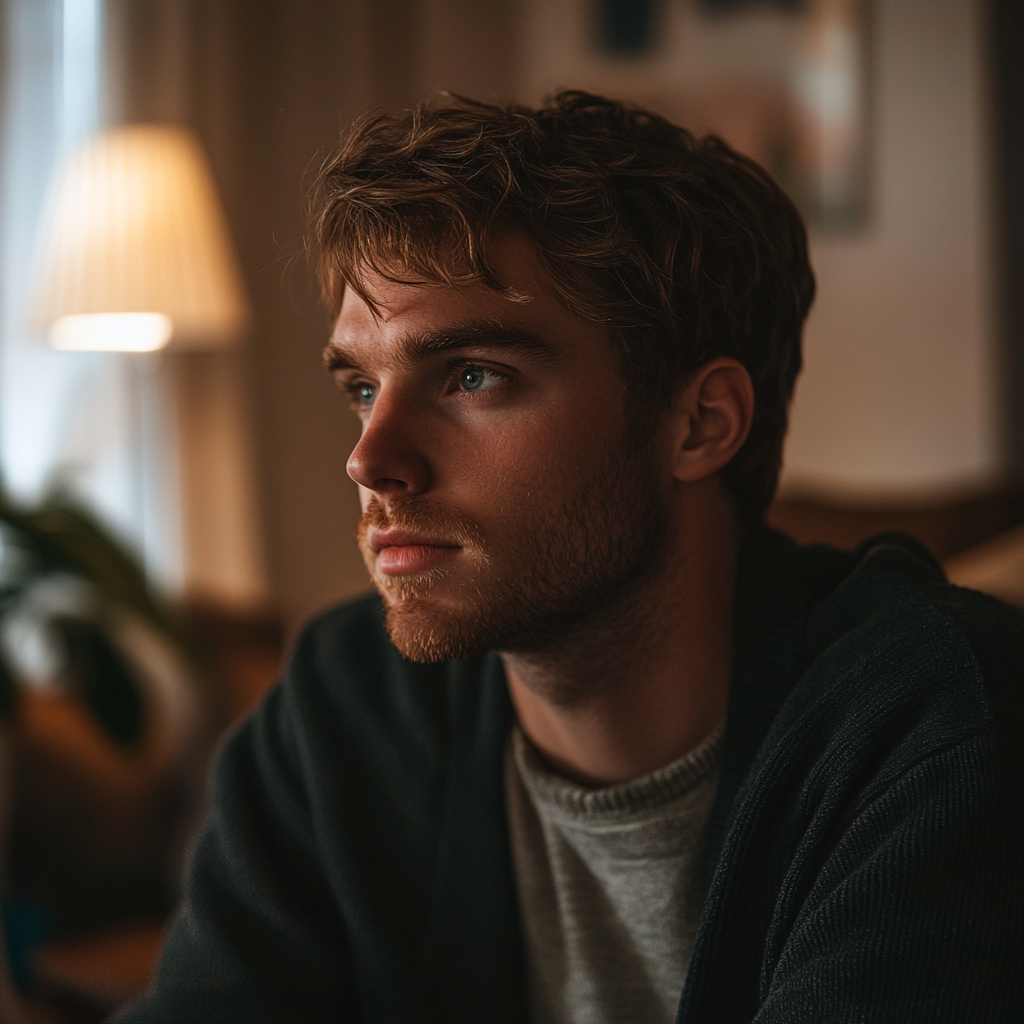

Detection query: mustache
(357, 497), (486, 550)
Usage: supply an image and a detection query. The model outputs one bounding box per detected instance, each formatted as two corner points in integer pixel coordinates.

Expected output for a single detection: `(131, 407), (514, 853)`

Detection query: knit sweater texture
(116, 528), (1024, 1023)
(506, 722), (723, 1024)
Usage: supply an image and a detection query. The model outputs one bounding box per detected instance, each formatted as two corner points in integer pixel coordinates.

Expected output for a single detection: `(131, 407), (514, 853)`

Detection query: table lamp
(29, 124), (250, 351)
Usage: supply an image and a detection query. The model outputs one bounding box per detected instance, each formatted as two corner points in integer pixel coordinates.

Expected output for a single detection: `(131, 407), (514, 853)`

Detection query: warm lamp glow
(30, 124), (250, 350)
(50, 312), (173, 352)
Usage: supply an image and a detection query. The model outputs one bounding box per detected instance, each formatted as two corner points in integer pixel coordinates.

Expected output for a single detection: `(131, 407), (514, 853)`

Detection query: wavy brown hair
(309, 91), (814, 524)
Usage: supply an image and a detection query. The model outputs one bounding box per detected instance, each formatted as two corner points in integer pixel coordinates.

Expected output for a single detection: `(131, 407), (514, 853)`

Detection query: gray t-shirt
(505, 722), (723, 1024)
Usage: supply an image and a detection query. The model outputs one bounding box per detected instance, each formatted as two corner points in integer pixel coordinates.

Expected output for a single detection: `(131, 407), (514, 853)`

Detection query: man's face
(328, 239), (671, 662)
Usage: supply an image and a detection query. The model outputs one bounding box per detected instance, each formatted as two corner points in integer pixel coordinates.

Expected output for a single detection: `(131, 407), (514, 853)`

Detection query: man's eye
(458, 367), (503, 392)
(349, 382), (376, 408)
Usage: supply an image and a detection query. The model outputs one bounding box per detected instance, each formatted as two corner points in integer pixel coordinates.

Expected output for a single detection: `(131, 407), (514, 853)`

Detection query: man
(119, 93), (1023, 1023)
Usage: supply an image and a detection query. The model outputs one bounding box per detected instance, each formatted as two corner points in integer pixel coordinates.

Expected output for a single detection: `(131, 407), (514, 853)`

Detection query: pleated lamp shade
(29, 124), (250, 351)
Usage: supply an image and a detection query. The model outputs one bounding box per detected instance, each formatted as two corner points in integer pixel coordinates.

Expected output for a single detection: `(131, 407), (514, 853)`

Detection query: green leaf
(0, 491), (194, 661)
(0, 649), (15, 719)
(52, 616), (145, 747)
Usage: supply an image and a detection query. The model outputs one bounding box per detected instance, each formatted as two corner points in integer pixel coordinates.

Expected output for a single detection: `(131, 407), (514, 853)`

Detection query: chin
(384, 601), (485, 663)
(381, 579), (529, 663)
(370, 560), (499, 662)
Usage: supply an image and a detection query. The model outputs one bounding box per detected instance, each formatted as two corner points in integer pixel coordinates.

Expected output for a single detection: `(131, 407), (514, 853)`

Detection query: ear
(668, 358), (754, 484)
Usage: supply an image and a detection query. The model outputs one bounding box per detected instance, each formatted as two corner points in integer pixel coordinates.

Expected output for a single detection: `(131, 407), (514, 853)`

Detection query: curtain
(4, 0), (521, 629)
(0, 0), (183, 586)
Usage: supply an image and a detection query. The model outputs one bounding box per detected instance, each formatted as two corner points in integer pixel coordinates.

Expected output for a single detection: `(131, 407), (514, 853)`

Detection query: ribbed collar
(512, 721), (724, 820)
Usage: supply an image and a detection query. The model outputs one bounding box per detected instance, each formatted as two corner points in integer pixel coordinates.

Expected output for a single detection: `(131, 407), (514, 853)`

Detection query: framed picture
(527, 0), (871, 228)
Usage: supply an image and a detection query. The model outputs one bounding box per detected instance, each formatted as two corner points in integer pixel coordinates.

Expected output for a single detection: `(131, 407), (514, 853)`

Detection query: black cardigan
(117, 529), (1024, 1023)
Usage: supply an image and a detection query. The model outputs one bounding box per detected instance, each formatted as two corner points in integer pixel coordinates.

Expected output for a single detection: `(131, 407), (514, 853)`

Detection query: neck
(502, 485), (740, 787)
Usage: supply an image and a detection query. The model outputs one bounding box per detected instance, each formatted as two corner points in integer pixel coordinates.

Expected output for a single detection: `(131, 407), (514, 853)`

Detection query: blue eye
(458, 366), (507, 392)
(460, 368), (487, 391)
(349, 382), (376, 409)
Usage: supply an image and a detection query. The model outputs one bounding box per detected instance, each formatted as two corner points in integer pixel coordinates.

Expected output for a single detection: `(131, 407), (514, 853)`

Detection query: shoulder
(685, 537), (1024, 1021)
(259, 592), (449, 766)
(242, 592), (507, 793)
(804, 534), (1023, 716)
(784, 533), (1024, 795)
(288, 589), (394, 676)
(712, 531), (1024, 853)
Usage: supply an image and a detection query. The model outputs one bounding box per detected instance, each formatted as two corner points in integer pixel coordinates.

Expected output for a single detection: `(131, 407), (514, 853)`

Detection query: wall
(521, 0), (1000, 504)
(784, 0), (997, 501)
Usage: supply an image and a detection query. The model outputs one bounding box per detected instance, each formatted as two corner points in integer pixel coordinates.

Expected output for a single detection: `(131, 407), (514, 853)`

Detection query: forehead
(329, 237), (610, 365)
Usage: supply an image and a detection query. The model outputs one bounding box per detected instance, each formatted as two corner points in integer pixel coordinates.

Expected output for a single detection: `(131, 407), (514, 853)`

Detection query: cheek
(451, 410), (618, 510)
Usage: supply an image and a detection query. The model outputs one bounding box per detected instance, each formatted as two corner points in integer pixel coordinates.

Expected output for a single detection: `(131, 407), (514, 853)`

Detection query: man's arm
(755, 733), (1024, 1022)
(115, 682), (356, 1023)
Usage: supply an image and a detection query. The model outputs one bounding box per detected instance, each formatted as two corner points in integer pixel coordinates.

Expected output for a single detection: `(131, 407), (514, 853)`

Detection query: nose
(346, 388), (431, 497)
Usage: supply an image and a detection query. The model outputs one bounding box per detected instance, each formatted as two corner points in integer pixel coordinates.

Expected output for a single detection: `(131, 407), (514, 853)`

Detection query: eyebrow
(324, 321), (555, 373)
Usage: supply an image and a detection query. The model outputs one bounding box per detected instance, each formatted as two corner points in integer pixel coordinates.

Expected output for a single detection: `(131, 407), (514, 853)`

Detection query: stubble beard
(358, 430), (667, 665)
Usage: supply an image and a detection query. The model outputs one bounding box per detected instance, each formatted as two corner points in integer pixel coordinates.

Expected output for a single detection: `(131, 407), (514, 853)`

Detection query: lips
(368, 528), (462, 576)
